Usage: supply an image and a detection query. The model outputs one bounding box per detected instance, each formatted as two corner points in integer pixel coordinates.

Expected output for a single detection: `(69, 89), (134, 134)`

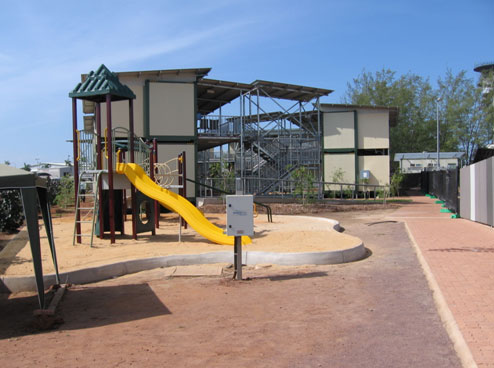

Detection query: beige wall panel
(323, 112), (354, 149)
(359, 156), (390, 186)
(157, 143), (195, 195)
(150, 82), (195, 136)
(99, 80), (144, 137)
(358, 111), (389, 149)
(324, 153), (355, 185)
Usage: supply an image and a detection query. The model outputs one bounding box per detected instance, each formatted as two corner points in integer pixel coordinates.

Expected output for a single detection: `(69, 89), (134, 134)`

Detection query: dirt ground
(0, 205), (461, 368)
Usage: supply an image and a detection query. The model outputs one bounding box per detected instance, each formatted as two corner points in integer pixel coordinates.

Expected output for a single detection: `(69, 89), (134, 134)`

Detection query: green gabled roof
(69, 64), (136, 102)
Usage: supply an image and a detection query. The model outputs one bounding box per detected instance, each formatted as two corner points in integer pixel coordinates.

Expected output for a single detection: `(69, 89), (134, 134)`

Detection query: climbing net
(154, 157), (181, 188)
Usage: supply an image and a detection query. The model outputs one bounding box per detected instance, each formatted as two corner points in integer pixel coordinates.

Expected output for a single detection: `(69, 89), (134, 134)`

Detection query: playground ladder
(73, 170), (103, 247)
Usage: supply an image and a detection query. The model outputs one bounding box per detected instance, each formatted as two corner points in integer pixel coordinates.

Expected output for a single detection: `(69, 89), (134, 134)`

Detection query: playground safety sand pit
(1, 213), (363, 278)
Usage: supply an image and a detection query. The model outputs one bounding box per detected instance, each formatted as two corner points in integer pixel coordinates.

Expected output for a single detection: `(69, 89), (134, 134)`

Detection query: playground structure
(69, 65), (251, 246)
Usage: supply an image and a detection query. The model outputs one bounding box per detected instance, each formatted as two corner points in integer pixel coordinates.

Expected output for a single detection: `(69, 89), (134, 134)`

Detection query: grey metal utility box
(226, 195), (254, 236)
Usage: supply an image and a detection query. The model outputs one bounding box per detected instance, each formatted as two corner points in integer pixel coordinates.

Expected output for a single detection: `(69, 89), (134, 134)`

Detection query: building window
(357, 148), (388, 156)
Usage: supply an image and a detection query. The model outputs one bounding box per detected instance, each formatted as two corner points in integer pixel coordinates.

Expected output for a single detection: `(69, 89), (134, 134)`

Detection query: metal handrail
(186, 178), (273, 222)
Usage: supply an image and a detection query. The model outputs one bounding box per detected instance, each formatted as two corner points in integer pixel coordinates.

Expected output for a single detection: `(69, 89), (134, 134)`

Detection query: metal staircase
(73, 170), (103, 246)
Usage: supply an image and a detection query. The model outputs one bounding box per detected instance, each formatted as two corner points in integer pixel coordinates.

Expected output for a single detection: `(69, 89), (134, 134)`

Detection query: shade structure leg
(20, 188), (45, 309)
(37, 187), (60, 284)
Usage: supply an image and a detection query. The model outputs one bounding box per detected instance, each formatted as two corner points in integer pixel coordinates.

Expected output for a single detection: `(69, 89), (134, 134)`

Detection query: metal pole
(178, 216), (182, 242)
(72, 98), (81, 244)
(106, 94), (115, 243)
(436, 97), (442, 170)
(148, 144), (156, 237)
(153, 139), (159, 229)
(181, 151), (187, 229)
(129, 99), (137, 239)
(129, 99), (135, 162)
(96, 102), (104, 239)
(233, 235), (242, 280)
(317, 97), (322, 199)
(240, 92), (244, 182)
(257, 89), (260, 192)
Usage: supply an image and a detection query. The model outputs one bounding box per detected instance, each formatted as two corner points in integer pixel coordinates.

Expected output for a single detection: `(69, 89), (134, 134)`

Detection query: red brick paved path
(391, 195), (494, 367)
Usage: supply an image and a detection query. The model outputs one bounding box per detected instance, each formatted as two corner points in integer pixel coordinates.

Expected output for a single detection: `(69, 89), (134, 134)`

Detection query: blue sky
(0, 0), (492, 167)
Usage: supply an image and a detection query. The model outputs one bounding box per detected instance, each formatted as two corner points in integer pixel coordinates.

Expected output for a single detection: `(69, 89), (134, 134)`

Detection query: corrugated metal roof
(252, 80), (333, 102)
(197, 78), (252, 115)
(394, 152), (465, 161)
(197, 78), (333, 115)
(69, 64), (136, 102)
(114, 67), (211, 80)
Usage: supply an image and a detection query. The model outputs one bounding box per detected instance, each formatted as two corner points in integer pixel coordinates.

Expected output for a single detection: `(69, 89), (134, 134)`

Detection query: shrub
(0, 190), (25, 233)
(54, 176), (75, 209)
(390, 170), (405, 197)
(47, 178), (61, 205)
(292, 166), (316, 204)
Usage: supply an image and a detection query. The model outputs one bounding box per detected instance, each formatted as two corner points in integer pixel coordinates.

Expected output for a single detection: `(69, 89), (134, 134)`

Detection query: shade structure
(0, 164), (60, 309)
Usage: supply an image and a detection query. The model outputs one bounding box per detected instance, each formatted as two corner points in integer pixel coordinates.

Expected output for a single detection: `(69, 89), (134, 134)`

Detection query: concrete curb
(404, 223), (478, 368)
(1, 217), (365, 293)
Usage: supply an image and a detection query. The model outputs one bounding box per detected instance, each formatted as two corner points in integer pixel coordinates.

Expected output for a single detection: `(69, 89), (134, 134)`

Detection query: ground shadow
(245, 271), (329, 282)
(0, 283), (170, 339)
(357, 247), (373, 261)
(365, 220), (398, 226)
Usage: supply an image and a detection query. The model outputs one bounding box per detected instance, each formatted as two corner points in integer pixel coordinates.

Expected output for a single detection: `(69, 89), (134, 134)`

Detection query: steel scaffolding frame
(197, 81), (325, 197)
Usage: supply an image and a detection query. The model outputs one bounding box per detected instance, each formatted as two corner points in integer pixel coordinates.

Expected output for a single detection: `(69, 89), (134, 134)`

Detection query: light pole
(436, 97), (442, 170)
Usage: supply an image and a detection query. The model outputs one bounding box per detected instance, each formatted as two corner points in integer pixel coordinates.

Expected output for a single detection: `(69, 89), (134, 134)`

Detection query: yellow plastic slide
(116, 163), (251, 246)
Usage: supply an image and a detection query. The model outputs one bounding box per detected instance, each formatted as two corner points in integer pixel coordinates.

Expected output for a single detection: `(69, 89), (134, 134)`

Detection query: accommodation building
(394, 152), (465, 173)
(320, 104), (397, 187)
(30, 163), (73, 179)
(77, 67), (396, 198)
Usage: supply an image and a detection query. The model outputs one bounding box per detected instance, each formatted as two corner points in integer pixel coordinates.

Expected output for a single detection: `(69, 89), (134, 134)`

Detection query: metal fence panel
(488, 157), (494, 226)
(459, 157), (494, 226)
(423, 169), (459, 213)
(459, 165), (471, 220)
(477, 160), (488, 224)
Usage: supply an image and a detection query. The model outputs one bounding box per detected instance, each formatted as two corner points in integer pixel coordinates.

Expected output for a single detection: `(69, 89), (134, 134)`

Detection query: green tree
(4, 160), (10, 166)
(292, 166), (315, 204)
(438, 69), (493, 163)
(22, 163), (31, 172)
(344, 69), (437, 163)
(344, 68), (493, 165)
(208, 162), (235, 193)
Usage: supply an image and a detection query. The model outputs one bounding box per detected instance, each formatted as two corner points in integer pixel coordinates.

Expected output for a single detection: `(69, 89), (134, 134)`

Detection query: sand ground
(1, 212), (361, 276)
